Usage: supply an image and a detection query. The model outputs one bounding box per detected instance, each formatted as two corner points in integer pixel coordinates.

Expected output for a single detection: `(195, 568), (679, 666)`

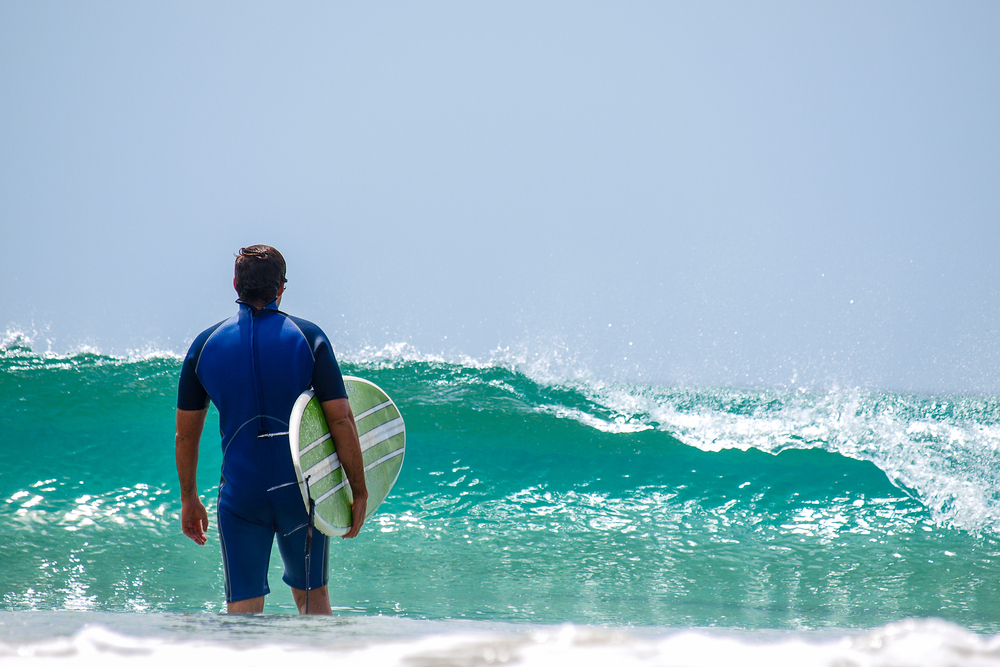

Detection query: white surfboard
(288, 376), (405, 536)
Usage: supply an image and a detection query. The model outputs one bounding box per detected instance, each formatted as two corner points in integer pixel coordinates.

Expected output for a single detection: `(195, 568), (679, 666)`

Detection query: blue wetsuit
(177, 301), (348, 602)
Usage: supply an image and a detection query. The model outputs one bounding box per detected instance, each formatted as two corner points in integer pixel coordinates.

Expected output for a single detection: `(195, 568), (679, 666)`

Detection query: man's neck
(238, 299), (278, 312)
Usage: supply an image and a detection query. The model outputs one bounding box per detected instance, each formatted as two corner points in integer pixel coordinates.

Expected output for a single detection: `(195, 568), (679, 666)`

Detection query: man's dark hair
(235, 245), (286, 305)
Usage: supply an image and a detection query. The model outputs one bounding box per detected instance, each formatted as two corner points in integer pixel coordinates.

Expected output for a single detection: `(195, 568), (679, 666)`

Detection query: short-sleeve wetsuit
(177, 301), (348, 602)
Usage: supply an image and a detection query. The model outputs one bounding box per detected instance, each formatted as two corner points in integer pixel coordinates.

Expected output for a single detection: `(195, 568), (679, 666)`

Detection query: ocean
(3, 335), (1000, 666)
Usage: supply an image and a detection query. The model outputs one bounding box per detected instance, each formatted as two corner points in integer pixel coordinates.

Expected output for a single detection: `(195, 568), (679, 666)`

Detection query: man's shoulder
(278, 313), (340, 367)
(280, 313), (329, 343)
(198, 314), (238, 344)
(185, 315), (237, 361)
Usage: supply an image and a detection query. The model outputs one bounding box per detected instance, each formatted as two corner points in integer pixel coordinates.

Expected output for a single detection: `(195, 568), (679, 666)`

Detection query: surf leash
(304, 474), (315, 614)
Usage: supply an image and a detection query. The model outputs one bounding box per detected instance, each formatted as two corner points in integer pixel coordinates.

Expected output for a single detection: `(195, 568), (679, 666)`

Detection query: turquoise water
(3, 341), (1000, 663)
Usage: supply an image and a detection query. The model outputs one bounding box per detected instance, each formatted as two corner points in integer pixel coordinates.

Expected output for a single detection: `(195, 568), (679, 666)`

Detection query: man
(174, 245), (367, 615)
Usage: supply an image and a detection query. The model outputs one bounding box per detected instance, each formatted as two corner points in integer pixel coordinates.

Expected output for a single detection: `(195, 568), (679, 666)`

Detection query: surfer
(174, 245), (368, 615)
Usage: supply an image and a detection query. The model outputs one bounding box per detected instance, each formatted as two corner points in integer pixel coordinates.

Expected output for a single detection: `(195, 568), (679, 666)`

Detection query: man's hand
(343, 494), (367, 539)
(181, 496), (209, 545)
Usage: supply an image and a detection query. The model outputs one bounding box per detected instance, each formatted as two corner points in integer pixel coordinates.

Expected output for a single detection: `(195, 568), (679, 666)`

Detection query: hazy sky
(2, 2), (998, 394)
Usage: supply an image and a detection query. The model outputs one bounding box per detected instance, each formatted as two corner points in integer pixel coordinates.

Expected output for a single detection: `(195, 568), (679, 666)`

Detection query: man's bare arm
(320, 398), (368, 539)
(175, 408), (209, 545)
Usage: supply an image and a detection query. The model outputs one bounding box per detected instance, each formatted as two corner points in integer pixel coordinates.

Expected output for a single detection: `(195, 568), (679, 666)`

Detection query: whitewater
(3, 332), (1000, 666)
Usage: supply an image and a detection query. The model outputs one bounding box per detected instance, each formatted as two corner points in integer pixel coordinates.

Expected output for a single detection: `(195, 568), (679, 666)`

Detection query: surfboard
(288, 376), (405, 537)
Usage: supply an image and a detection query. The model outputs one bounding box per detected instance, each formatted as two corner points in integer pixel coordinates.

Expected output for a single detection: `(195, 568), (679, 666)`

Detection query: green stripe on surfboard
(288, 376), (406, 537)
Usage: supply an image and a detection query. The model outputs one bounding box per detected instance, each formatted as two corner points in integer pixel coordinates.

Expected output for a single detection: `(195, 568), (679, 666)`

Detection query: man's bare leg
(292, 585), (332, 615)
(227, 596), (265, 614)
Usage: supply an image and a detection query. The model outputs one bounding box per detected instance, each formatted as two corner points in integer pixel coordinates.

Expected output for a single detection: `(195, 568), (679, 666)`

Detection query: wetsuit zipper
(249, 309), (265, 435)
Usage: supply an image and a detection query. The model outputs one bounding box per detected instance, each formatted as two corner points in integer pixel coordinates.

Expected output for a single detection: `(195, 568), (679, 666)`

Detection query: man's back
(178, 301), (347, 501)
